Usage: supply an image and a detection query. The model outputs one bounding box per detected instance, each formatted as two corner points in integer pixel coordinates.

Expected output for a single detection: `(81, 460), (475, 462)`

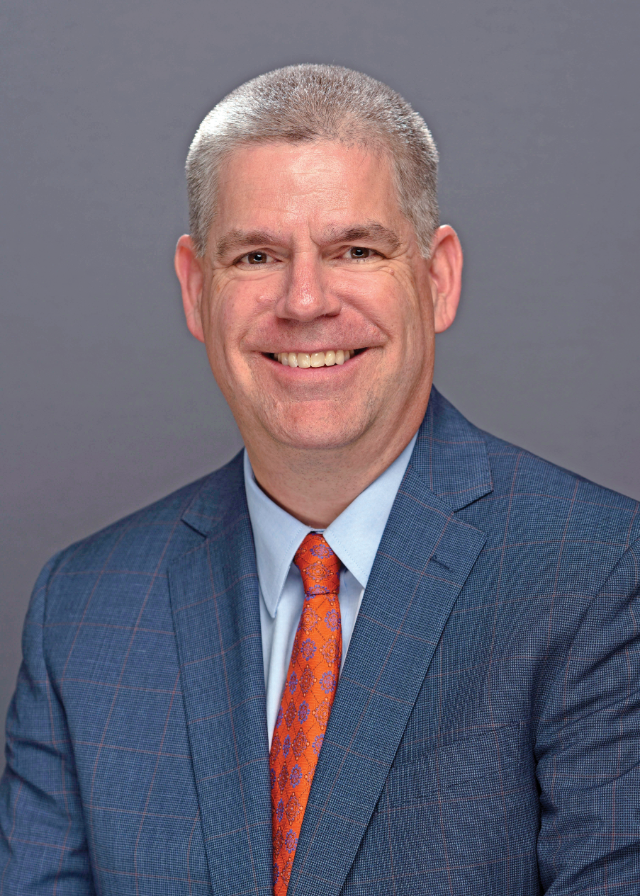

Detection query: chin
(265, 411), (371, 453)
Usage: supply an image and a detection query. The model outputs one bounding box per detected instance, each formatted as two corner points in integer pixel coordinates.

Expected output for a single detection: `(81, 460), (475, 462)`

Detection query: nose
(274, 251), (341, 322)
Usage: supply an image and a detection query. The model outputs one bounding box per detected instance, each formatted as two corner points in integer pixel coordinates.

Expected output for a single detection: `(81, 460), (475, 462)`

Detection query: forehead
(213, 140), (406, 236)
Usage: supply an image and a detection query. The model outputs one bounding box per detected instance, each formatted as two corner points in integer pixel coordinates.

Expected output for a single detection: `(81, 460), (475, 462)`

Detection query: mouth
(268, 349), (364, 368)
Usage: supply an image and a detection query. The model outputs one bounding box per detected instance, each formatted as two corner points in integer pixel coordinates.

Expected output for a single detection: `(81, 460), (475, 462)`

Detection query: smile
(271, 349), (359, 368)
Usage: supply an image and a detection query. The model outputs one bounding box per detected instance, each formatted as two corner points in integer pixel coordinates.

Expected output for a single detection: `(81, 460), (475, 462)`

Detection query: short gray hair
(186, 64), (439, 257)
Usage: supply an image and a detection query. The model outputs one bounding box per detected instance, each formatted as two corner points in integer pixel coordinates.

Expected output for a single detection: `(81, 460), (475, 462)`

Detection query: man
(1, 64), (639, 896)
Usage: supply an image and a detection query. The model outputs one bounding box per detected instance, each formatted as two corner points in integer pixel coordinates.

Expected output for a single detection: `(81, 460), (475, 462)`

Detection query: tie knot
(294, 533), (341, 599)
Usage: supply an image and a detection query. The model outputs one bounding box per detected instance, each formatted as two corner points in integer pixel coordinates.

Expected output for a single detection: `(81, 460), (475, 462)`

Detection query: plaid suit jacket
(2, 388), (640, 895)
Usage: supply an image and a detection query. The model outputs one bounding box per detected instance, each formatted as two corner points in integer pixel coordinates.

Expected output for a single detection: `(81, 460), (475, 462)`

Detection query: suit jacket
(2, 388), (640, 895)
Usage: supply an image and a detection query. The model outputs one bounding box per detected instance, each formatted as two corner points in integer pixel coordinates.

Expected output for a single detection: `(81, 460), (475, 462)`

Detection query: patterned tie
(269, 532), (342, 895)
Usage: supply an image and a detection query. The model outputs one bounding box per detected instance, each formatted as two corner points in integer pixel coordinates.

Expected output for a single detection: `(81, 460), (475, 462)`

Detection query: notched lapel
(288, 390), (491, 896)
(168, 493), (273, 896)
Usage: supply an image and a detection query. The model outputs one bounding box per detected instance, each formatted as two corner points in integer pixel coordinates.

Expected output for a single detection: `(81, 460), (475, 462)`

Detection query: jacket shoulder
(41, 452), (245, 606)
(477, 427), (640, 546)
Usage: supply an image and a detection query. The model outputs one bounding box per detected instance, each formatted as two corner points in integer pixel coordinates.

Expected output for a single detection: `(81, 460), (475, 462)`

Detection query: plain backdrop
(2, 0), (639, 757)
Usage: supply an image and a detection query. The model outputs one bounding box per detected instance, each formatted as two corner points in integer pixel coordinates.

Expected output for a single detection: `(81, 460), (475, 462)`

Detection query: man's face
(177, 141), (460, 456)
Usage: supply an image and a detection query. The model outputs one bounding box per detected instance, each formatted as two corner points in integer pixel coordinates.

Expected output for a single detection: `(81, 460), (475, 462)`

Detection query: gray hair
(186, 64), (439, 257)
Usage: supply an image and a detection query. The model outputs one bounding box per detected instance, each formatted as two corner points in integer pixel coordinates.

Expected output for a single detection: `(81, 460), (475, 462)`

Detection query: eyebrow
(215, 221), (401, 259)
(216, 230), (279, 259)
(324, 223), (401, 253)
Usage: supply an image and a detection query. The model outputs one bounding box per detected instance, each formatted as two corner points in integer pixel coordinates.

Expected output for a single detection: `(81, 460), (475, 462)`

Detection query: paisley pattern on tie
(270, 532), (342, 895)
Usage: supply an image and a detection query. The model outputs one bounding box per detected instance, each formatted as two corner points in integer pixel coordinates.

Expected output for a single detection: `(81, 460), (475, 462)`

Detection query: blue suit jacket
(2, 388), (640, 895)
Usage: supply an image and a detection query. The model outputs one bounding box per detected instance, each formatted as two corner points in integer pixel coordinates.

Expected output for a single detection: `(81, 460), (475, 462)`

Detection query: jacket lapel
(288, 389), (492, 896)
(168, 456), (273, 896)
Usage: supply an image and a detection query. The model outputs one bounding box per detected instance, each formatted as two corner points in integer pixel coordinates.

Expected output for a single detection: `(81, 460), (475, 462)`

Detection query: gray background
(1, 0), (639, 756)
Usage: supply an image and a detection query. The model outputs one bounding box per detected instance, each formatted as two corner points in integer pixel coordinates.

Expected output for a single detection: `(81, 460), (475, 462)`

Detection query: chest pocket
(385, 724), (533, 809)
(351, 724), (540, 893)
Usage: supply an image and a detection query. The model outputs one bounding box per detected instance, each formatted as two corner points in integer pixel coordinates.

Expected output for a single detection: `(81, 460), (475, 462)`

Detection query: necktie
(269, 532), (342, 895)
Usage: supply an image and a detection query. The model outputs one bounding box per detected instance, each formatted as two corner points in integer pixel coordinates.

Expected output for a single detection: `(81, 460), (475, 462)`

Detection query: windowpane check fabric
(3, 389), (640, 896)
(269, 533), (342, 895)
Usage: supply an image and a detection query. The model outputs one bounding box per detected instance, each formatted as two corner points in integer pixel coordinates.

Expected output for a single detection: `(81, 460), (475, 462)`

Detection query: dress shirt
(243, 432), (418, 745)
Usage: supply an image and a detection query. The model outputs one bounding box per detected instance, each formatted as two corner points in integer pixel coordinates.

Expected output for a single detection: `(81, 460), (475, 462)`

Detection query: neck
(245, 417), (423, 529)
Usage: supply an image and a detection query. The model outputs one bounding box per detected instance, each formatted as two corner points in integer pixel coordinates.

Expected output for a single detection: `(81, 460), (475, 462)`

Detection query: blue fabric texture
(2, 387), (640, 895)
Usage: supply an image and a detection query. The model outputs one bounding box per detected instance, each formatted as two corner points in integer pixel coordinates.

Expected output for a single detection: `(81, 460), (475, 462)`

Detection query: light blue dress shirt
(243, 432), (417, 745)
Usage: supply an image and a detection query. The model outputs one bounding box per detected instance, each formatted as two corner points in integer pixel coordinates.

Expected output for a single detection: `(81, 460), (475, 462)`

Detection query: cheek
(203, 285), (244, 355)
(366, 285), (428, 346)
(207, 275), (276, 338)
(332, 272), (403, 331)
(390, 273), (434, 341)
(203, 285), (270, 393)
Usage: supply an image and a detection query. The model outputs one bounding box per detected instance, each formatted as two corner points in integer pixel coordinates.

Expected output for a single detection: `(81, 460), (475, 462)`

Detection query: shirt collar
(243, 432), (417, 619)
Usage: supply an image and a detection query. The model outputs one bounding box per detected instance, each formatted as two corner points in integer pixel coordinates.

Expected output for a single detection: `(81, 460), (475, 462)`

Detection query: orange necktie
(269, 532), (342, 895)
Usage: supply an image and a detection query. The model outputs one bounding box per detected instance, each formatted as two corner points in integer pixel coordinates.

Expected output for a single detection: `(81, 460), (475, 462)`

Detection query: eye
(239, 251), (275, 265)
(344, 246), (379, 261)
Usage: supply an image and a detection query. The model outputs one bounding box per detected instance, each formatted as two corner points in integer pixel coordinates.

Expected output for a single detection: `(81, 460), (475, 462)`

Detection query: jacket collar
(171, 386), (493, 896)
(409, 386), (493, 510)
(180, 386), (493, 537)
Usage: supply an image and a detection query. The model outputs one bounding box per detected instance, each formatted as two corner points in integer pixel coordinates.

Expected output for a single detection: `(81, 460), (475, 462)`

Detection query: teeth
(274, 349), (357, 367)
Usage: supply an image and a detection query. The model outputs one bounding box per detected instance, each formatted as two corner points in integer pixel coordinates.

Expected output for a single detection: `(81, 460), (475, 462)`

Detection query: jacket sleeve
(535, 536), (640, 894)
(0, 553), (95, 895)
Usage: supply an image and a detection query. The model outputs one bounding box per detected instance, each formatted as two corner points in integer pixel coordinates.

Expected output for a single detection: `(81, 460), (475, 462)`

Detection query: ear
(427, 225), (463, 334)
(174, 234), (206, 343)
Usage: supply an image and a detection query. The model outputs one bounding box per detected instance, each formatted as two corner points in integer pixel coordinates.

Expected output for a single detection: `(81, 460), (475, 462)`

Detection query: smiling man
(175, 137), (459, 529)
(2, 65), (640, 896)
